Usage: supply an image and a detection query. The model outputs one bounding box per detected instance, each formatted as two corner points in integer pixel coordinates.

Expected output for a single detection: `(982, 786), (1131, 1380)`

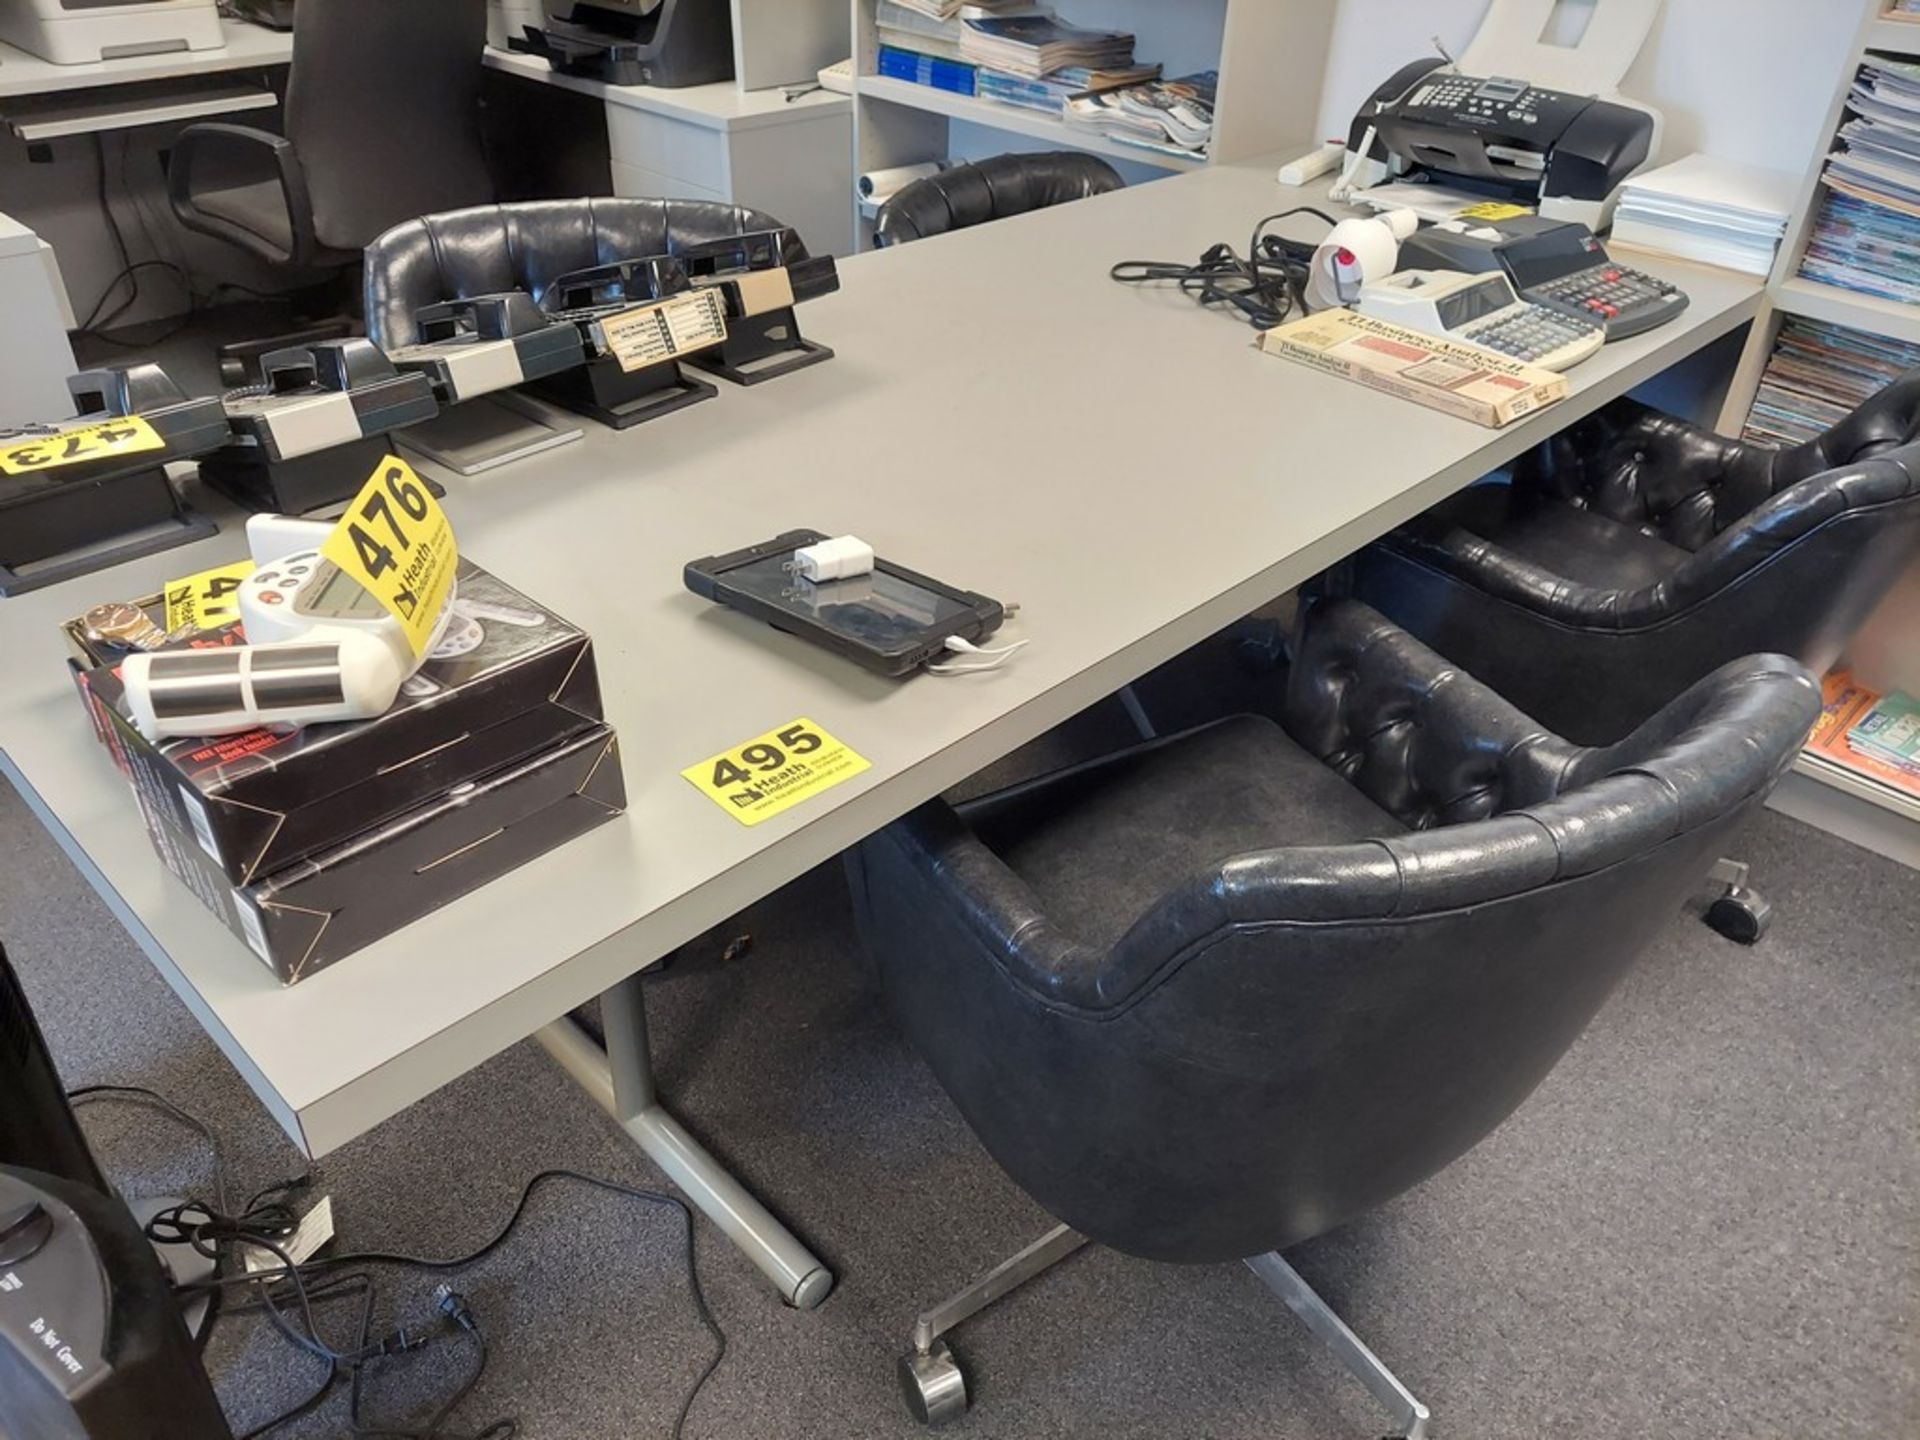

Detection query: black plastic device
(1398, 215), (1689, 340)
(1349, 58), (1655, 225)
(539, 256), (717, 428)
(685, 530), (1006, 677)
(515, 0), (733, 87)
(0, 364), (224, 597)
(673, 230), (840, 385)
(388, 291), (590, 402)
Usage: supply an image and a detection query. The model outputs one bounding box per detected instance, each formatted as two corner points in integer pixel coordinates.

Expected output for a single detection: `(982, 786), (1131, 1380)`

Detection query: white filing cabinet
(0, 212), (79, 426)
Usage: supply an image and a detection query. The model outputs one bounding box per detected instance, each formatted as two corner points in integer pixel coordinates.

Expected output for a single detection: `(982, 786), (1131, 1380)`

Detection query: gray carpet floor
(1, 773), (1914, 1439)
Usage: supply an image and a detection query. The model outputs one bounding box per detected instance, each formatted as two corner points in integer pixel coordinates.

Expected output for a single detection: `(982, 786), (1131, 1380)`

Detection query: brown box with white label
(74, 558), (604, 886)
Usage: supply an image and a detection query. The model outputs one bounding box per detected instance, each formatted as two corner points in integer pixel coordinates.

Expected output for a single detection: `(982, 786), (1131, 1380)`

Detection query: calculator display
(1435, 276), (1517, 329)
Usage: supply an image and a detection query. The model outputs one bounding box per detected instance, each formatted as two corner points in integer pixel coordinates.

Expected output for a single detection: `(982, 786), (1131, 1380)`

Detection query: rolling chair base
(896, 1226), (1431, 1438)
(1704, 857), (1772, 944)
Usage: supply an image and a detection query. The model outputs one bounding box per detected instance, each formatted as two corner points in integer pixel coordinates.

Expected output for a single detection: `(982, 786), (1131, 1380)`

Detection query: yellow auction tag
(682, 718), (870, 826)
(163, 558), (256, 633)
(319, 456), (458, 659)
(0, 415), (163, 475)
(599, 289), (728, 372)
(1456, 201), (1532, 221)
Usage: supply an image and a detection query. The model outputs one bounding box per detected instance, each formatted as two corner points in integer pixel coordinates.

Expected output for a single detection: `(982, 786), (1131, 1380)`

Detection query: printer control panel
(1390, 72), (1591, 141)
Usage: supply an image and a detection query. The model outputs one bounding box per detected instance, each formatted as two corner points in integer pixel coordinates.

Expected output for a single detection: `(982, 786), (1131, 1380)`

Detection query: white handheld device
(1304, 209), (1419, 312)
(120, 516), (455, 741)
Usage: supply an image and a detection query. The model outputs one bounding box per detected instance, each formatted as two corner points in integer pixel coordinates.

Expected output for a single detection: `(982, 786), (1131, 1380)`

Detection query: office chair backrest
(363, 197), (821, 347)
(874, 151), (1124, 246)
(863, 604), (1818, 1265)
(287, 0), (492, 253)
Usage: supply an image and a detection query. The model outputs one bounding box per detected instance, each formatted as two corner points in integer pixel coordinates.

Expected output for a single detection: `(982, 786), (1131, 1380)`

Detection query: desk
(0, 159), (1763, 1308)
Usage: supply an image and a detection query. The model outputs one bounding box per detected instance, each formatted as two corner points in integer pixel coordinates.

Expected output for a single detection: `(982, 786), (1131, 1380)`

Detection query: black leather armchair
(874, 151), (1124, 247)
(850, 599), (1818, 1433)
(363, 197), (828, 348)
(1346, 376), (1920, 748)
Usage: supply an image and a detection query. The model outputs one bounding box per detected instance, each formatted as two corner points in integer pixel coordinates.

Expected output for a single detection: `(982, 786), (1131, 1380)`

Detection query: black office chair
(873, 151), (1124, 247)
(169, 0), (493, 364)
(361, 197), (832, 348)
(849, 599), (1817, 1435)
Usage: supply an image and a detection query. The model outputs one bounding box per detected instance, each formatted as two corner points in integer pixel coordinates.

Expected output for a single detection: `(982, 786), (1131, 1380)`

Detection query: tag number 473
(346, 465), (435, 579)
(711, 725), (823, 788)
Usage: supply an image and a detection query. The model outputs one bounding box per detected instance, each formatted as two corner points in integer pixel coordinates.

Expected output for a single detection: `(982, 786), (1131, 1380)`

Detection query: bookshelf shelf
(1866, 15), (1920, 57)
(858, 74), (1206, 173)
(1772, 274), (1920, 344)
(1792, 749), (1920, 824)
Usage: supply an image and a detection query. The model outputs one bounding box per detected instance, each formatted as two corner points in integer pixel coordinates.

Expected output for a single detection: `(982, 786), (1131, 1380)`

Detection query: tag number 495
(711, 725), (822, 788)
(347, 465), (434, 579)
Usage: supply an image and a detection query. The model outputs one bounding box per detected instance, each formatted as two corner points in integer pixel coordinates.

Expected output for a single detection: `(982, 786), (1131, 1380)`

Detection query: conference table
(0, 155), (1764, 1308)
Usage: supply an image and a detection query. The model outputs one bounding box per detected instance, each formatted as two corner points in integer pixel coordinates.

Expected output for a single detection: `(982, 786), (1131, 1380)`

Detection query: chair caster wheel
(899, 1339), (968, 1425)
(1705, 886), (1771, 944)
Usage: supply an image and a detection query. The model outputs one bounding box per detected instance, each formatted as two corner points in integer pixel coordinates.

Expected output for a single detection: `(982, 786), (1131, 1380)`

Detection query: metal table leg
(536, 972), (833, 1310)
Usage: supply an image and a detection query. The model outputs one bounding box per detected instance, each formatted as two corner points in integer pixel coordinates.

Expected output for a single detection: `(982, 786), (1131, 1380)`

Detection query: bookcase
(1717, 0), (1920, 867)
(846, 1), (1337, 249)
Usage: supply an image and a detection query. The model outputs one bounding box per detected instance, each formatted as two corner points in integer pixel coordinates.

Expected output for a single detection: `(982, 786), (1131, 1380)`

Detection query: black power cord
(71, 1086), (728, 1440)
(1110, 207), (1340, 330)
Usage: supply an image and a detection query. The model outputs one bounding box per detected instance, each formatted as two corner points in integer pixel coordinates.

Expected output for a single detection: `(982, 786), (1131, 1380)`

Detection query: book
(1741, 316), (1920, 447)
(1806, 671), (1920, 798)
(976, 61), (1159, 117)
(959, 15), (1133, 79)
(876, 44), (977, 96)
(1063, 71), (1217, 157)
(1796, 57), (1920, 302)
(1259, 309), (1567, 429)
(1848, 690), (1920, 776)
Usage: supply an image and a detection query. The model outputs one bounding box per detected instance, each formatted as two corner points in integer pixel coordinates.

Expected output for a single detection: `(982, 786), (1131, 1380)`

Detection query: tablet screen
(721, 552), (975, 652)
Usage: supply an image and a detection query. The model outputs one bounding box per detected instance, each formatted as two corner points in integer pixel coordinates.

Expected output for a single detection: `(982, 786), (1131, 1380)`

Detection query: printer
(1343, 58), (1657, 230)
(517, 0), (733, 88)
(0, 0), (223, 65)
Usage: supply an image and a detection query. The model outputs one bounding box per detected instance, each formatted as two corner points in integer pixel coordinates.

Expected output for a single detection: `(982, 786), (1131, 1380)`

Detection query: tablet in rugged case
(684, 530), (1005, 677)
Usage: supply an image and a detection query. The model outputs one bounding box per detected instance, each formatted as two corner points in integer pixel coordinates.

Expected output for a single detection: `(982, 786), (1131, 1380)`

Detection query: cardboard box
(75, 559), (604, 885)
(144, 725), (625, 984)
(1259, 309), (1568, 428)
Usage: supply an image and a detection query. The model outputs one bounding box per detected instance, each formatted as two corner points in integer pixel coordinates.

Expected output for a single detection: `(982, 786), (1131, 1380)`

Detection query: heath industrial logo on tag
(163, 558), (257, 632)
(683, 718), (870, 826)
(0, 415), (163, 475)
(320, 456), (458, 658)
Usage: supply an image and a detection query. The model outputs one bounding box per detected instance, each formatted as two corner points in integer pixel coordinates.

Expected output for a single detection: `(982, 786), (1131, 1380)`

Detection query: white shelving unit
(846, 0), (1335, 248)
(1717, 0), (1920, 867)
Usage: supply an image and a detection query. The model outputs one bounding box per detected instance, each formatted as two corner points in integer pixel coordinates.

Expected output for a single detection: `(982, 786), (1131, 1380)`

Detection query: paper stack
(1610, 154), (1797, 275)
(1799, 56), (1920, 306)
(1743, 316), (1920, 447)
(1063, 71), (1217, 158)
(959, 14), (1135, 79)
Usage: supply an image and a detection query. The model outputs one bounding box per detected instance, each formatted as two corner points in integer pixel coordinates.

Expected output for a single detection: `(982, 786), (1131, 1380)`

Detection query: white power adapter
(788, 534), (874, 583)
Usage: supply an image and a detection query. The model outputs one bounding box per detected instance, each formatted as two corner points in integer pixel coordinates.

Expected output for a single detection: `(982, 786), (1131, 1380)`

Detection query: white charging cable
(928, 634), (1028, 675)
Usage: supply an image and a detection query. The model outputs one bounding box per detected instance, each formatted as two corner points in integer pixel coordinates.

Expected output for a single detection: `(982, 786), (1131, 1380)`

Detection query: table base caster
(899, 1339), (968, 1425)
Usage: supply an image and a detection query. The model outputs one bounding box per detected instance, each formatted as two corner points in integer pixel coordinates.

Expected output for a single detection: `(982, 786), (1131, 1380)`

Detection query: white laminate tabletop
(0, 160), (1764, 1156)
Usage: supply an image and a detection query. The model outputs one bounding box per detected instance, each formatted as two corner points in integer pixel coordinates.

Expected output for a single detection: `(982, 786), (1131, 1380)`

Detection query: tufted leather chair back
(873, 151), (1124, 247)
(363, 198), (824, 349)
(1513, 372), (1920, 551)
(854, 601), (1819, 1264)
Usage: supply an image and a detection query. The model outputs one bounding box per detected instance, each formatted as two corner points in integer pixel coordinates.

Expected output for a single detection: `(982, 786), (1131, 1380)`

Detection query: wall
(1316, 0), (1857, 178)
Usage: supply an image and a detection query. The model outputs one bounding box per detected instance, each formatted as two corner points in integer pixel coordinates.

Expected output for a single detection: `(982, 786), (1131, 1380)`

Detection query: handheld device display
(538, 255), (719, 428)
(0, 363), (225, 597)
(385, 291), (589, 402)
(675, 229), (840, 385)
(685, 530), (1007, 678)
(120, 516), (455, 741)
(1341, 58), (1657, 230)
(201, 341), (441, 514)
(1398, 214), (1689, 340)
(1356, 268), (1603, 371)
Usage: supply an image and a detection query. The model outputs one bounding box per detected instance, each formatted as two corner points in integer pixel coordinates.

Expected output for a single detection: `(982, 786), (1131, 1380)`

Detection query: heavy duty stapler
(514, 0), (733, 88)
(201, 340), (441, 515)
(677, 229), (840, 385)
(538, 255), (721, 428)
(0, 364), (226, 597)
(1342, 58), (1657, 230)
(385, 292), (589, 404)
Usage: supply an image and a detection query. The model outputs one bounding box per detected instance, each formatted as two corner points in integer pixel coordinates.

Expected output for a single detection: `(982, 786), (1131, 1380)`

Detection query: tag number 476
(347, 465), (434, 579)
(711, 725), (823, 787)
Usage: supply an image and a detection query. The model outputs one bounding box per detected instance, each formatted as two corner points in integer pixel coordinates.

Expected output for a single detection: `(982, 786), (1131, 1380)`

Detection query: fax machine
(1343, 58), (1657, 230)
(515, 0), (733, 88)
(0, 0), (223, 65)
